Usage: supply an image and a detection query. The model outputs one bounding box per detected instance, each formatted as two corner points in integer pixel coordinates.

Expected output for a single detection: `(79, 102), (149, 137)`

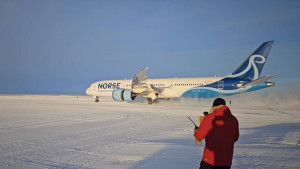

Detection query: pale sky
(0, 0), (299, 94)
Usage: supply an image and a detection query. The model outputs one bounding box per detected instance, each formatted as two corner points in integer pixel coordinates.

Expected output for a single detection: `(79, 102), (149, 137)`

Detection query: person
(194, 98), (239, 169)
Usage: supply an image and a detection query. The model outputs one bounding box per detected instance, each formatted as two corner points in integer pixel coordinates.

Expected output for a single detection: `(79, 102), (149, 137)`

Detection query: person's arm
(233, 119), (239, 142)
(194, 116), (211, 140)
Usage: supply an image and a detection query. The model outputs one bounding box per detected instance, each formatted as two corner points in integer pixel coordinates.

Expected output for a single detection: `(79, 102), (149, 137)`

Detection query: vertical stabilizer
(230, 41), (274, 80)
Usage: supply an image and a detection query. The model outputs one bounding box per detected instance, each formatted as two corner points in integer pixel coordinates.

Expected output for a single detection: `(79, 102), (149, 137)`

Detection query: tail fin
(230, 41), (274, 80)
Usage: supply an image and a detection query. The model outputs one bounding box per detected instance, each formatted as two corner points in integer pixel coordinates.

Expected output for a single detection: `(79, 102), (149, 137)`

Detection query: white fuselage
(86, 77), (223, 98)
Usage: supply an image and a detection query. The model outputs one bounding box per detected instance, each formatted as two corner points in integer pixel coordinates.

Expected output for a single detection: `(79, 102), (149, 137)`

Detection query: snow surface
(0, 95), (299, 169)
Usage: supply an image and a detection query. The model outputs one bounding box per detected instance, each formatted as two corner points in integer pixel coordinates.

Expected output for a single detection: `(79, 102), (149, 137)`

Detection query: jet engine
(112, 88), (136, 102)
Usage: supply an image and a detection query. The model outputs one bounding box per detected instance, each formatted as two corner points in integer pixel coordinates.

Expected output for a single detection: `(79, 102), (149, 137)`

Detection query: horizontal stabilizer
(242, 75), (274, 87)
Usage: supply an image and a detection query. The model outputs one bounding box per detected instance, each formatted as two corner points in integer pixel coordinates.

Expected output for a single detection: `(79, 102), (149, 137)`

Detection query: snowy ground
(0, 95), (299, 169)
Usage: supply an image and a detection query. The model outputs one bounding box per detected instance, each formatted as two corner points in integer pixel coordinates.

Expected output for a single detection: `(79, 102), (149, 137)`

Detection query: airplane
(86, 41), (275, 104)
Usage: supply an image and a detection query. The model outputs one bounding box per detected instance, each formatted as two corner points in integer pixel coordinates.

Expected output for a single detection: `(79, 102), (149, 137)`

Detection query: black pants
(199, 161), (231, 169)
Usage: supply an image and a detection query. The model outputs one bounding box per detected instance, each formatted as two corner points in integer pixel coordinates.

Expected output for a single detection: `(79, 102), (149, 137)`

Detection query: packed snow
(0, 94), (299, 169)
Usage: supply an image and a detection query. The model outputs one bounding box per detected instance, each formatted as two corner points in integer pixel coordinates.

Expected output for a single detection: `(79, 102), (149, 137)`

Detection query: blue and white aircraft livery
(86, 41), (275, 104)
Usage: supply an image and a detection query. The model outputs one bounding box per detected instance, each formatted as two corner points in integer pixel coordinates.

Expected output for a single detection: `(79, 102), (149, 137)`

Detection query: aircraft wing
(131, 67), (157, 99)
(242, 75), (274, 87)
(132, 67), (148, 86)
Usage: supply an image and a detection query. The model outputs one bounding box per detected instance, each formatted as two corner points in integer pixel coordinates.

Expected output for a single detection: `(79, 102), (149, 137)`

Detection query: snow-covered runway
(0, 95), (299, 169)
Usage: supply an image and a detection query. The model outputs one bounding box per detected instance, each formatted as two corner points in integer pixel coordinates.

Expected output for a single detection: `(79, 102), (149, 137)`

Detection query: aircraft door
(218, 81), (224, 89)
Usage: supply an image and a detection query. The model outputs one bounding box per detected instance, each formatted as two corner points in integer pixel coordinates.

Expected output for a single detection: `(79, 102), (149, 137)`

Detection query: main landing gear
(95, 96), (99, 102)
(148, 99), (159, 105)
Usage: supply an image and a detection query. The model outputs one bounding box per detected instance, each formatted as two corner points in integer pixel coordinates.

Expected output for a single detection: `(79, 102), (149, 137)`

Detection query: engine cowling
(123, 89), (136, 101)
(112, 88), (124, 102)
(112, 88), (136, 102)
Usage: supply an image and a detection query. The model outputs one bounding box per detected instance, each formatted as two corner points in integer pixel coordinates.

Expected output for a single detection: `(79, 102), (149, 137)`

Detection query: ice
(0, 95), (299, 169)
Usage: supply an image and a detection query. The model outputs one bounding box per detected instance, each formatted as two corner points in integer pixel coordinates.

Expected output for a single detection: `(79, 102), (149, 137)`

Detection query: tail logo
(230, 55), (265, 80)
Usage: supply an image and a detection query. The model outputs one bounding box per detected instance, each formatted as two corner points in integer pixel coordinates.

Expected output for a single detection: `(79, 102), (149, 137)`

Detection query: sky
(0, 0), (300, 95)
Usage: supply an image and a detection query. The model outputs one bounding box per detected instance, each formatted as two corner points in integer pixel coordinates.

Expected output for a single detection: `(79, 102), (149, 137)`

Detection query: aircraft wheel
(148, 100), (153, 105)
(95, 97), (99, 102)
(153, 99), (159, 104)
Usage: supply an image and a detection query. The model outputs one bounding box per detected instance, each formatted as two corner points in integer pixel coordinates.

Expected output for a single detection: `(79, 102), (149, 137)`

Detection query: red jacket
(195, 106), (239, 166)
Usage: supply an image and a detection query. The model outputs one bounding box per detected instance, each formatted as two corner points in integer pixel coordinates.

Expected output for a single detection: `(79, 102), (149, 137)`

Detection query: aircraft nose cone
(85, 87), (92, 95)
